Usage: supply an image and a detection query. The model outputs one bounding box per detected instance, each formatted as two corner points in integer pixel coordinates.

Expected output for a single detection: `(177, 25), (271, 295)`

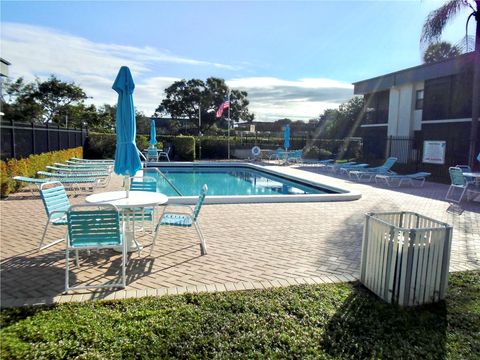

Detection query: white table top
(85, 191), (168, 208)
(464, 172), (480, 178)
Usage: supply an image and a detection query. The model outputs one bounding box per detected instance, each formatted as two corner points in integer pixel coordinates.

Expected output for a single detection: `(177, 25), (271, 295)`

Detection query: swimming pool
(140, 162), (361, 204)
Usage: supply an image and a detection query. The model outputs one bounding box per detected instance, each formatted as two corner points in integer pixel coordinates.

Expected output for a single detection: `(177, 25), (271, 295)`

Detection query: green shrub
(171, 135), (195, 161)
(0, 147), (83, 197)
(84, 133), (157, 160)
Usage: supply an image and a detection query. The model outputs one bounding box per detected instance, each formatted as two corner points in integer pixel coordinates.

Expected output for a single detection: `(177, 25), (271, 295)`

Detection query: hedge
(84, 133), (195, 161)
(0, 147), (83, 197)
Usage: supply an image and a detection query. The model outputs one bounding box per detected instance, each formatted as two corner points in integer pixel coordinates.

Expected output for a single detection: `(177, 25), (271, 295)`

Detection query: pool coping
(141, 161), (362, 204)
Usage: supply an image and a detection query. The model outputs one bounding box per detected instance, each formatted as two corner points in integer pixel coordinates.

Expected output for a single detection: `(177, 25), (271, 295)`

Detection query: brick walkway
(1, 166), (479, 307)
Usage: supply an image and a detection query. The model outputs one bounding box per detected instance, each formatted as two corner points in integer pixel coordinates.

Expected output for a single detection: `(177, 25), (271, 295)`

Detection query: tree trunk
(468, 1), (480, 168)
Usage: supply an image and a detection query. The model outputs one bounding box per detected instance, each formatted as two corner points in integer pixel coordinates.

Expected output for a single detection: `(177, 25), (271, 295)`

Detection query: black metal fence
(0, 120), (88, 160)
(362, 135), (471, 182)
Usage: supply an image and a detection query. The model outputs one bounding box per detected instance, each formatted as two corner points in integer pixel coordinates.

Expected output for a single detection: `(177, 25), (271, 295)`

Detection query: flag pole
(227, 90), (231, 160)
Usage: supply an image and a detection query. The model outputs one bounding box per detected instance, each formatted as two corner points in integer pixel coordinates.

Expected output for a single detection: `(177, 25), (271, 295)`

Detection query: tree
(155, 77), (254, 133)
(30, 75), (88, 124)
(423, 41), (461, 63)
(319, 97), (366, 139)
(421, 0), (480, 167)
(2, 77), (43, 122)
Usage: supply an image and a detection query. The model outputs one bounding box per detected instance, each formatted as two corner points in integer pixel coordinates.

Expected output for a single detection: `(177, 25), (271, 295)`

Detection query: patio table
(85, 191), (168, 252)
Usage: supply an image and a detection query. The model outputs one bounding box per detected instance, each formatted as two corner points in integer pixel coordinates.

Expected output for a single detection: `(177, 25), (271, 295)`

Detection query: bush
(84, 133), (155, 160)
(84, 133), (195, 161)
(0, 147), (83, 197)
(170, 135), (195, 161)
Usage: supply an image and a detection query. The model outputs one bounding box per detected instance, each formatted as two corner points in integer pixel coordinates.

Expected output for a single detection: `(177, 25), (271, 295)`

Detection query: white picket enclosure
(360, 212), (453, 307)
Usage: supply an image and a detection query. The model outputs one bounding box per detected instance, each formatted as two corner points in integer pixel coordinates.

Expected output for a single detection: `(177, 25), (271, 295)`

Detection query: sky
(1, 1), (475, 121)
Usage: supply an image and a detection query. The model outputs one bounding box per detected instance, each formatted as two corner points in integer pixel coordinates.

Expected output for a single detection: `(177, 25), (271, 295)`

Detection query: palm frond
(421, 0), (470, 45)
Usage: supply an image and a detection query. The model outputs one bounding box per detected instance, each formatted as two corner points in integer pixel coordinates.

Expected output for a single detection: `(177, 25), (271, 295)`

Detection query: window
(415, 90), (424, 110)
(363, 90), (390, 124)
(423, 71), (473, 121)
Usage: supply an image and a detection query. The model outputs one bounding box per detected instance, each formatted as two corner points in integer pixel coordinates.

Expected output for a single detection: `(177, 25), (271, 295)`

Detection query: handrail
(143, 167), (182, 196)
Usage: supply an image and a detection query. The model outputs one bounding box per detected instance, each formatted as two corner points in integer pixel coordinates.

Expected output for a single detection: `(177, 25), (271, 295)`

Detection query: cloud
(2, 22), (354, 121)
(227, 77), (354, 121)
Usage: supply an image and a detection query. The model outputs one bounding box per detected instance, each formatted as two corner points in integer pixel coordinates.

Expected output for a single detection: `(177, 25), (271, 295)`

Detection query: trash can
(360, 212), (453, 306)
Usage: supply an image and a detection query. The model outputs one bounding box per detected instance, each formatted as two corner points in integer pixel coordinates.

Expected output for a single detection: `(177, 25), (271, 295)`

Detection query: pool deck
(1, 164), (479, 307)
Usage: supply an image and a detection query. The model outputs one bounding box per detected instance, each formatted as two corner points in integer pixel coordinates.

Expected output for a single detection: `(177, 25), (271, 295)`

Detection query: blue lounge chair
(375, 172), (431, 187)
(13, 176), (95, 195)
(300, 159), (334, 167)
(349, 157), (398, 181)
(151, 184), (208, 255)
(65, 204), (126, 292)
(39, 181), (69, 250)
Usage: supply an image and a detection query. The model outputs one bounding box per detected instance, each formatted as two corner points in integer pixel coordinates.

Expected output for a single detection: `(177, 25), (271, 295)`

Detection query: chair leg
(194, 222), (207, 255)
(65, 248), (70, 292)
(150, 222), (161, 255)
(121, 242), (126, 287)
(39, 220), (51, 251)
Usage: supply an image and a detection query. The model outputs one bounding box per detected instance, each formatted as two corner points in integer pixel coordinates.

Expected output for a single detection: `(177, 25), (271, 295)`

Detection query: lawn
(1, 271), (479, 359)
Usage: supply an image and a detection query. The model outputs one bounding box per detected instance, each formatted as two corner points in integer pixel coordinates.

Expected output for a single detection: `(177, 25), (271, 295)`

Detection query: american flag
(216, 99), (230, 118)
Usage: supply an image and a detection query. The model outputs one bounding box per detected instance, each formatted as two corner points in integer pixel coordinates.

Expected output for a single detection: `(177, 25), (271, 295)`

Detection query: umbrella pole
(125, 175), (130, 198)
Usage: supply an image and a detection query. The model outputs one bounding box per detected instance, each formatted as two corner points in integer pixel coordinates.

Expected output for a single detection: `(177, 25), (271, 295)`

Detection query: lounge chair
(323, 161), (357, 173)
(70, 157), (114, 164)
(46, 166), (109, 176)
(300, 159), (334, 167)
(13, 176), (94, 195)
(337, 163), (369, 175)
(150, 184), (208, 255)
(39, 182), (69, 250)
(445, 167), (479, 203)
(348, 157), (398, 181)
(375, 172), (431, 187)
(37, 171), (109, 188)
(286, 150), (303, 164)
(269, 148), (287, 162)
(65, 204), (126, 292)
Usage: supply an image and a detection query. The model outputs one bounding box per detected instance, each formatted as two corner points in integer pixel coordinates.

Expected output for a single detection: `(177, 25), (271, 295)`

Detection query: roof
(353, 52), (475, 95)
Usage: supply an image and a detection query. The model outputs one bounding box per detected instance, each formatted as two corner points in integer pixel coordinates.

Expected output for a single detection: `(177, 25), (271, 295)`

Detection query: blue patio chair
(269, 148), (286, 161)
(39, 181), (70, 250)
(445, 167), (471, 203)
(65, 204), (126, 292)
(158, 146), (171, 162)
(455, 164), (475, 184)
(150, 184), (208, 255)
(130, 176), (158, 235)
(13, 176), (48, 196)
(146, 147), (159, 162)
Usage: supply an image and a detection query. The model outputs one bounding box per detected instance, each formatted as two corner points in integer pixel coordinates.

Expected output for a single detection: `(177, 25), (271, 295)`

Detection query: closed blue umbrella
(284, 124), (290, 151)
(112, 66), (141, 196)
(150, 119), (157, 146)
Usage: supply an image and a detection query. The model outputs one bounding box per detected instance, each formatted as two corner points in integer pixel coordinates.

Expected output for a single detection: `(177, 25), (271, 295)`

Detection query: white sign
(422, 141), (446, 164)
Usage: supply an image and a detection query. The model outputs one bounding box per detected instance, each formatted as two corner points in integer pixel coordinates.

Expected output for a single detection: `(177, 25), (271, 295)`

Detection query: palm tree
(421, 0), (479, 168)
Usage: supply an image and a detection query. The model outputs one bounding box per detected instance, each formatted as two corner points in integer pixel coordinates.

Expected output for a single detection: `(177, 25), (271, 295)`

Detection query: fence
(361, 135), (470, 182)
(0, 120), (88, 160)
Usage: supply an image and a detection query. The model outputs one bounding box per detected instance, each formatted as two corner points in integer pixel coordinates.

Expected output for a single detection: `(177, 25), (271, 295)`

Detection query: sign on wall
(422, 140), (446, 164)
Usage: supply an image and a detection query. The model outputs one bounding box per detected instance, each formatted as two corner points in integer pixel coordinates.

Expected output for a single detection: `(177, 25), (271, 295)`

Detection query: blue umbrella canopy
(112, 66), (142, 177)
(150, 119), (157, 146)
(284, 124), (290, 151)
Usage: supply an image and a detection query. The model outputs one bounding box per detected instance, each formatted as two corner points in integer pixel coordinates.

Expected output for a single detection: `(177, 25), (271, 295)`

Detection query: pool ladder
(143, 168), (182, 196)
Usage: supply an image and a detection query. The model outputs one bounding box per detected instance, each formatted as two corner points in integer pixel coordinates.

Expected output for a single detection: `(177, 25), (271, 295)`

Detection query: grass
(1, 271), (479, 359)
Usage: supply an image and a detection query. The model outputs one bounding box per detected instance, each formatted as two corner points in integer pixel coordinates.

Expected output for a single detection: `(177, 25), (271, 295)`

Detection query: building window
(415, 90), (424, 110)
(363, 90), (389, 125)
(423, 72), (473, 121)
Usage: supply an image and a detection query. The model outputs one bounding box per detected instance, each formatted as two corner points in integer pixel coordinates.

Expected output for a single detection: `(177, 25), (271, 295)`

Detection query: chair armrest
(48, 210), (67, 220)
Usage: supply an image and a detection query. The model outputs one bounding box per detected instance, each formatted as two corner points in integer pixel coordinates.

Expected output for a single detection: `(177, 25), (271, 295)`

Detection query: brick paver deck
(1, 165), (479, 307)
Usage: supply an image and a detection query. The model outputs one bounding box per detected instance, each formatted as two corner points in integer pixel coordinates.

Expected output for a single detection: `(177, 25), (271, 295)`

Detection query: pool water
(145, 166), (336, 197)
